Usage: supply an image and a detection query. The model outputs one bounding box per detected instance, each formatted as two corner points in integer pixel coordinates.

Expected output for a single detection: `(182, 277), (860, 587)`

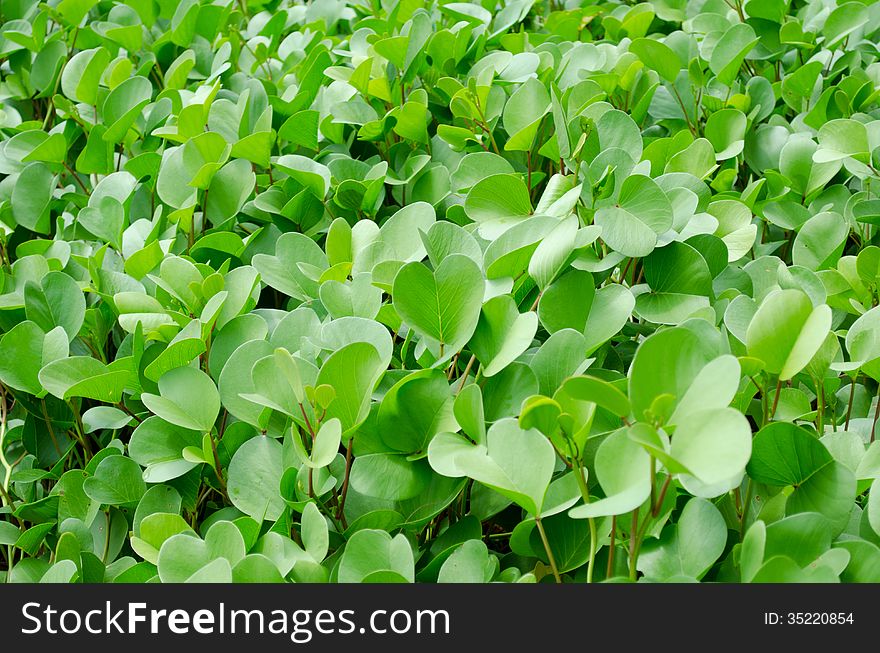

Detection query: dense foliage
(2, 0), (880, 583)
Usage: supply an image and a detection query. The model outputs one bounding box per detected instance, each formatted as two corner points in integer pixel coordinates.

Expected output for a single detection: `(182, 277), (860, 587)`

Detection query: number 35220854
(764, 612), (854, 625)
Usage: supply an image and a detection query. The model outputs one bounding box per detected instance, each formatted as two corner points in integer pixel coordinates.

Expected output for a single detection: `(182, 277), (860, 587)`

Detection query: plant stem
(845, 375), (857, 430)
(618, 257), (634, 285)
(209, 432), (228, 498)
(534, 516), (561, 583)
(40, 398), (63, 457)
(628, 509), (640, 581)
(670, 86), (696, 136)
(62, 162), (90, 195)
(607, 516), (617, 577)
(739, 479), (753, 540)
(335, 438), (354, 527)
(202, 188), (209, 236)
(299, 403), (316, 442)
(456, 354), (476, 393)
(755, 376), (769, 427)
(527, 150), (532, 195)
(574, 459), (598, 583)
(67, 402), (93, 459)
(529, 291), (542, 312)
(652, 474), (672, 517)
(116, 402), (142, 424)
(871, 389), (880, 443)
(0, 388), (14, 509)
(769, 379), (782, 421)
(446, 353), (459, 380)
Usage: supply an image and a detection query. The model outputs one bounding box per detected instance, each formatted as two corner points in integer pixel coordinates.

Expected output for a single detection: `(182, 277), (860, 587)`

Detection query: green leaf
(252, 232), (327, 301)
(316, 342), (385, 435)
(469, 295), (538, 377)
(503, 77), (550, 151)
(745, 289), (831, 380)
(428, 418), (555, 516)
(792, 212), (848, 271)
(814, 119), (869, 163)
(669, 407), (751, 497)
(12, 163), (55, 233)
(0, 322), (67, 395)
(129, 416), (203, 483)
(350, 455), (432, 502)
(595, 175), (673, 257)
(298, 418), (341, 469)
(709, 23), (759, 87)
(378, 369), (456, 453)
(637, 498), (727, 581)
(438, 540), (495, 582)
(39, 356), (132, 403)
(227, 436), (286, 522)
(569, 428), (651, 519)
(338, 529), (415, 583)
(747, 422), (833, 486)
(464, 174), (533, 237)
(628, 325), (720, 423)
(157, 522), (249, 582)
(61, 47), (111, 104)
(141, 367), (220, 432)
(704, 109), (746, 160)
(823, 2), (868, 48)
(787, 461), (855, 536)
(83, 456), (147, 506)
(392, 254), (484, 360)
(629, 38), (681, 83)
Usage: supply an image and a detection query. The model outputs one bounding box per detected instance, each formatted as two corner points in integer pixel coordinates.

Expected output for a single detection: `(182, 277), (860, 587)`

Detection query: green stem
(202, 188), (209, 236)
(99, 512), (111, 561)
(769, 379), (783, 421)
(756, 377), (769, 427)
(116, 402), (142, 424)
(299, 402), (316, 443)
(529, 291), (542, 312)
(456, 354), (476, 393)
(62, 161), (90, 195)
(0, 480), (18, 525)
(335, 438), (354, 528)
(209, 432), (228, 498)
(40, 399), (63, 458)
(670, 86), (696, 136)
(628, 509), (640, 581)
(574, 459), (597, 584)
(652, 474), (672, 517)
(607, 516), (617, 577)
(845, 375), (857, 430)
(67, 401), (93, 459)
(527, 150), (533, 195)
(534, 516), (561, 583)
(0, 389), (13, 501)
(739, 478), (753, 540)
(871, 389), (880, 443)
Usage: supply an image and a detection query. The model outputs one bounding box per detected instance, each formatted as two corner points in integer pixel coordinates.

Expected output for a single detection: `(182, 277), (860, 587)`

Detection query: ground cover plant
(2, 0), (880, 584)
